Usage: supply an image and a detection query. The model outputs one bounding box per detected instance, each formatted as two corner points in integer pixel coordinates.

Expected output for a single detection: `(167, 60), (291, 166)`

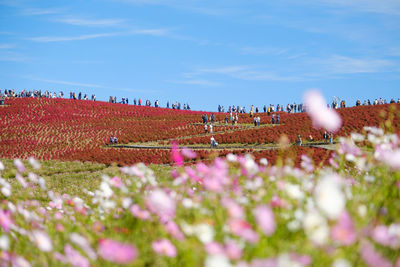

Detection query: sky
(0, 0), (399, 111)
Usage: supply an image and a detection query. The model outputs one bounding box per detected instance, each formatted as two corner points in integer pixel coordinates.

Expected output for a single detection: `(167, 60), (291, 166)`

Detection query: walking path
(107, 120), (336, 151)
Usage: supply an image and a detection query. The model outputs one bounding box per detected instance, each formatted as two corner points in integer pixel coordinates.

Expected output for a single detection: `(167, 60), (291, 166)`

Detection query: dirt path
(107, 142), (336, 151)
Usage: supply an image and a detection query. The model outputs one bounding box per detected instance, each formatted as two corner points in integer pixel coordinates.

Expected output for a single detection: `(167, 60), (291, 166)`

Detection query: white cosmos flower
(31, 230), (53, 252)
(351, 133), (365, 142)
(205, 255), (233, 267)
(194, 224), (215, 244)
(332, 258), (351, 267)
(100, 182), (113, 198)
(0, 235), (9, 250)
(314, 174), (345, 220)
(285, 183), (304, 201)
(28, 157), (41, 169)
(303, 210), (329, 245)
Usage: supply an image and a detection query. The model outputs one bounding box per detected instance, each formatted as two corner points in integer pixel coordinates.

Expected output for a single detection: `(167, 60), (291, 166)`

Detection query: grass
(0, 158), (172, 204)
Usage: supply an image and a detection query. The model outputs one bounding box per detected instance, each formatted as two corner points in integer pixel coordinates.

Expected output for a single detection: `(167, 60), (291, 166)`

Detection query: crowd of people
(355, 98), (399, 106)
(218, 97), (400, 115)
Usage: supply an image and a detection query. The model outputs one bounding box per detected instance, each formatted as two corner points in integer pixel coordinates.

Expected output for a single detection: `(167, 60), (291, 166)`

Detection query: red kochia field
(0, 98), (398, 166)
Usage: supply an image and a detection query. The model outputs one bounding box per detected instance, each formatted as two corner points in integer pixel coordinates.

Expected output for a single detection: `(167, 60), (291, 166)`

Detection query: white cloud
(168, 79), (220, 87)
(27, 28), (170, 42)
(0, 51), (29, 62)
(318, 55), (396, 74)
(24, 77), (105, 88)
(21, 76), (160, 93)
(20, 7), (62, 16)
(301, 0), (400, 15)
(241, 46), (288, 56)
(192, 65), (306, 82)
(0, 44), (14, 49)
(116, 0), (237, 16)
(55, 17), (125, 27)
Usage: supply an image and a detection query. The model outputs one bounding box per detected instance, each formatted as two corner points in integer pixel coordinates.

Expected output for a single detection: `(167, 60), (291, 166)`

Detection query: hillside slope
(0, 98), (398, 165)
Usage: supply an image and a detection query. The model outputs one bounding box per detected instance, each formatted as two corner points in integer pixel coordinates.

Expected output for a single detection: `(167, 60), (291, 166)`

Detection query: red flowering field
(0, 98), (398, 166)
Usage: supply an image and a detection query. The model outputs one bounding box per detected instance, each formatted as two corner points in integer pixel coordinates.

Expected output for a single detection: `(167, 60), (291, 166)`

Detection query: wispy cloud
(168, 79), (221, 87)
(240, 46), (288, 56)
(0, 51), (30, 62)
(21, 76), (160, 94)
(116, 0), (238, 16)
(0, 44), (15, 49)
(191, 65), (306, 82)
(316, 55), (396, 74)
(54, 17), (125, 27)
(20, 7), (62, 16)
(25, 77), (104, 88)
(27, 28), (170, 42)
(300, 0), (400, 15)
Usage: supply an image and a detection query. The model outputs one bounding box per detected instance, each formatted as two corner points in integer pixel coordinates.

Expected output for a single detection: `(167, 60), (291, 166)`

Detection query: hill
(0, 97), (399, 166)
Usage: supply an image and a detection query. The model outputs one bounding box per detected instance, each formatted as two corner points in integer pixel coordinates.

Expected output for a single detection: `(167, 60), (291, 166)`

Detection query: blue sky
(0, 0), (399, 111)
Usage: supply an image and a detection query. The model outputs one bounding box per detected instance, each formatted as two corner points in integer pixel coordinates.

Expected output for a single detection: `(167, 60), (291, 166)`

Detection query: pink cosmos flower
(164, 220), (185, 240)
(270, 195), (287, 208)
(171, 141), (184, 166)
(16, 173), (28, 188)
(146, 189), (176, 220)
(152, 239), (177, 257)
(98, 239), (137, 264)
(372, 225), (398, 248)
(221, 198), (244, 219)
(11, 256), (31, 267)
(290, 253), (312, 266)
(13, 159), (26, 173)
(205, 242), (224, 255)
(251, 258), (278, 267)
(0, 209), (13, 233)
(92, 221), (105, 233)
(228, 219), (259, 243)
(360, 241), (391, 267)
(56, 223), (65, 232)
(253, 205), (276, 236)
(110, 176), (124, 188)
(185, 167), (202, 183)
(181, 147), (197, 159)
(70, 233), (97, 260)
(130, 204), (150, 220)
(304, 90), (342, 133)
(331, 211), (357, 246)
(203, 177), (224, 193)
(64, 244), (90, 267)
(225, 240), (242, 260)
(376, 148), (400, 170)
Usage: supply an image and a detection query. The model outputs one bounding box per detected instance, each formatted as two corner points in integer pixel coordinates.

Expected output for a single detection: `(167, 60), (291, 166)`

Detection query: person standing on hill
(276, 114), (281, 124)
(297, 135), (302, 146)
(204, 124), (208, 133)
(323, 131), (328, 143)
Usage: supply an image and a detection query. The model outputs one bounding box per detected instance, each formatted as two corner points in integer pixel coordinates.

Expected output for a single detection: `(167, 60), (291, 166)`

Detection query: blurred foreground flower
(152, 239), (177, 257)
(98, 239), (137, 264)
(304, 90), (342, 132)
